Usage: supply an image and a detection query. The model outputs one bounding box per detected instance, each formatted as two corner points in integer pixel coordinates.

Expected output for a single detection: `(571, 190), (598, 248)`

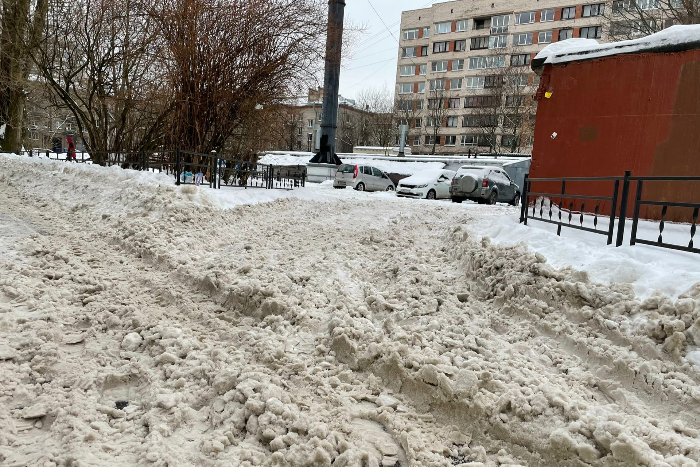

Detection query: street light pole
(310, 0), (345, 165)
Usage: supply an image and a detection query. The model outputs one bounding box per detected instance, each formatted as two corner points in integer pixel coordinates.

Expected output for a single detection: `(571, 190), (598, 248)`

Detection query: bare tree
(605, 0), (699, 41)
(356, 85), (398, 153)
(424, 87), (453, 155)
(0, 0), (48, 151)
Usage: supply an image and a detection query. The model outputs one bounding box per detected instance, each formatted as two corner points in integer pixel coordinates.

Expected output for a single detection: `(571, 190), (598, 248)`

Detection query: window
(450, 78), (462, 90)
(463, 115), (498, 127)
(538, 31), (553, 43)
(307, 133), (313, 143)
(456, 20), (469, 31)
(610, 19), (655, 36)
(425, 135), (441, 145)
(435, 22), (451, 34)
(533, 74), (541, 87)
(399, 83), (414, 94)
(452, 59), (464, 71)
(470, 36), (489, 50)
(402, 47), (417, 58)
(508, 75), (528, 87)
(417, 82), (426, 94)
(30, 131), (39, 140)
(513, 33), (533, 46)
(415, 118), (422, 127)
(426, 117), (437, 127)
(308, 119), (314, 127)
(515, 12), (535, 24)
(559, 28), (573, 40)
(455, 39), (467, 52)
(55, 121), (62, 129)
(484, 75), (505, 88)
(371, 168), (382, 178)
(466, 76), (485, 89)
(416, 100), (424, 110)
(447, 116), (459, 127)
(413, 136), (421, 146)
(491, 14), (510, 34)
(430, 79), (445, 91)
(583, 3), (605, 16)
(510, 54), (531, 66)
(419, 64), (427, 75)
(433, 41), (449, 53)
(423, 27), (430, 38)
(474, 18), (489, 30)
(420, 46), (428, 56)
(398, 100), (413, 111)
(506, 95), (527, 107)
(400, 65), (415, 76)
(465, 95), (497, 108)
(489, 35), (508, 48)
(468, 55), (506, 70)
(504, 114), (523, 127)
(501, 135), (521, 149)
(541, 9), (555, 21)
(297, 127), (302, 136)
(431, 61), (448, 72)
(461, 135), (491, 147)
(403, 29), (419, 40)
(448, 98), (461, 109)
(580, 26), (602, 38)
(613, 0), (656, 12)
(445, 135), (457, 146)
(65, 123), (72, 131)
(562, 6), (576, 19)
(428, 99), (443, 109)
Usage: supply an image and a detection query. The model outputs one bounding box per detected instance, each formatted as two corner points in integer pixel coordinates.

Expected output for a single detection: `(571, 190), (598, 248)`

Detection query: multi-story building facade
(396, 0), (612, 155)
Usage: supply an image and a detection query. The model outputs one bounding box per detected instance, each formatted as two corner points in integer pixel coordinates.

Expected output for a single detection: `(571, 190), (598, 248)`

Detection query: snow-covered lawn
(1, 154), (700, 466)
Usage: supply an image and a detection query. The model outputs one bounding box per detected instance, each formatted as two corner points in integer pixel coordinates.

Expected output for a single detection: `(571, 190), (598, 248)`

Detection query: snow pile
(345, 158), (445, 176)
(257, 153), (311, 167)
(2, 154), (700, 466)
(536, 25), (700, 65)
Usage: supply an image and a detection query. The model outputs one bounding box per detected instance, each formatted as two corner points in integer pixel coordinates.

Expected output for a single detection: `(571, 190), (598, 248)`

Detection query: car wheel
(488, 191), (498, 205)
(451, 197), (463, 203)
(426, 189), (436, 200)
(386, 185), (394, 191)
(355, 182), (365, 191)
(510, 192), (520, 206)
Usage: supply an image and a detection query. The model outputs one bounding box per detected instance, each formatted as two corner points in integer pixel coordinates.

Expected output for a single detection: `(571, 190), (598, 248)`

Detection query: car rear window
(337, 164), (355, 173)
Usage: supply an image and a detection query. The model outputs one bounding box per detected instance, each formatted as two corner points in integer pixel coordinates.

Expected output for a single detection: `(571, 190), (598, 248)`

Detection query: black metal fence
(10, 148), (305, 191)
(520, 172), (700, 255)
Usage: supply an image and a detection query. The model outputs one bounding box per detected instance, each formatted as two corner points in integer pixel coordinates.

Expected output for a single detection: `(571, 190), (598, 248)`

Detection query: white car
(396, 169), (457, 200)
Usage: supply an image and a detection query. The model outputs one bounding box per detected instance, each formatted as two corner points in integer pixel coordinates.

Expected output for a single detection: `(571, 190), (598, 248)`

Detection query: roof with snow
(532, 25), (700, 73)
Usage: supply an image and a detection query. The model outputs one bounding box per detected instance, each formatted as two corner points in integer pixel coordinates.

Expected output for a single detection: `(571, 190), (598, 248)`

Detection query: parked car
(396, 169), (456, 200)
(334, 164), (395, 192)
(450, 166), (520, 205)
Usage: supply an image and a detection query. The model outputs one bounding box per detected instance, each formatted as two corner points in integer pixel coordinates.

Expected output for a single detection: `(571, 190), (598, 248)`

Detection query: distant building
(395, 0), (657, 155)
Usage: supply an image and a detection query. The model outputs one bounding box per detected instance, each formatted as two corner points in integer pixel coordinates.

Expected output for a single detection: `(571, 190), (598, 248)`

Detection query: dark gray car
(450, 166), (520, 205)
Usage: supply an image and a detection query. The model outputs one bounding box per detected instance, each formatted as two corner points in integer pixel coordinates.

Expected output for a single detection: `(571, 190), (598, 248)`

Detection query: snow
(258, 152), (445, 176)
(536, 25), (700, 65)
(398, 169), (456, 186)
(2, 153), (700, 466)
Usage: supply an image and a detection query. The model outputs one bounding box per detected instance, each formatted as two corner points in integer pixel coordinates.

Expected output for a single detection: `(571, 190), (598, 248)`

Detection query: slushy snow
(1, 154), (700, 466)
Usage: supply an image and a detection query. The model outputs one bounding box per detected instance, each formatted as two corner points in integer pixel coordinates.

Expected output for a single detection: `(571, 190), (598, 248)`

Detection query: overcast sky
(338, 0), (447, 100)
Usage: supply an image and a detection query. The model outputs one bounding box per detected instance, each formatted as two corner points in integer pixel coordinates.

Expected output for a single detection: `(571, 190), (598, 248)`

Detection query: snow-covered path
(2, 157), (700, 467)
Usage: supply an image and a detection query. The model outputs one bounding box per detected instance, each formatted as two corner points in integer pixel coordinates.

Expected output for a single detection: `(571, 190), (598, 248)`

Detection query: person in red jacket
(67, 137), (76, 161)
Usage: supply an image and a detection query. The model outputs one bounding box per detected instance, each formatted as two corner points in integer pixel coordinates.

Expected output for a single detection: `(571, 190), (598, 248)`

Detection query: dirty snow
(2, 154), (700, 466)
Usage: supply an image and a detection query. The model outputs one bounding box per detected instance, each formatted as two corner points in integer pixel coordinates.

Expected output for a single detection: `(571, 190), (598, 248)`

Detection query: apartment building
(396, 0), (611, 155)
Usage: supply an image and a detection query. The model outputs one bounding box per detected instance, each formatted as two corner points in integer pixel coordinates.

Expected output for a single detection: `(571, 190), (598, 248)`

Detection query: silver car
(333, 164), (395, 192)
(450, 166), (520, 205)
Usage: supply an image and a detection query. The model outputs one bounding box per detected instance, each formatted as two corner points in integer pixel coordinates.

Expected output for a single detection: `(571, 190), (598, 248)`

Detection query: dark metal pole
(316, 0), (345, 165)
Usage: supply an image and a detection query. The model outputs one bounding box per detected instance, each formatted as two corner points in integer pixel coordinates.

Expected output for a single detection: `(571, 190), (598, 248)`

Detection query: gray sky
(338, 0), (445, 100)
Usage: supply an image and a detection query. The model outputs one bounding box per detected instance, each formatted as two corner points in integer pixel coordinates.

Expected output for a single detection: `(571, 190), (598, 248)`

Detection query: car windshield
(337, 164), (355, 173)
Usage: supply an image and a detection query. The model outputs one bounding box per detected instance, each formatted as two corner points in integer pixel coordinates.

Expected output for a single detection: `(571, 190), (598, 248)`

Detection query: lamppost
(309, 0), (345, 165)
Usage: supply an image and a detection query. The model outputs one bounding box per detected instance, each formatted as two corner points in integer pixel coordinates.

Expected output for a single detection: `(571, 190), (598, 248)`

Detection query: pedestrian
(67, 137), (76, 162)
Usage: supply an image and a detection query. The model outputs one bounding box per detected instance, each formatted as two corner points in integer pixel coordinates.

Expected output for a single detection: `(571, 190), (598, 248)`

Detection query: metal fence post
(556, 180), (566, 236)
(520, 174), (529, 223)
(175, 148), (181, 186)
(607, 179), (620, 245)
(615, 170), (632, 247)
(630, 180), (644, 246)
